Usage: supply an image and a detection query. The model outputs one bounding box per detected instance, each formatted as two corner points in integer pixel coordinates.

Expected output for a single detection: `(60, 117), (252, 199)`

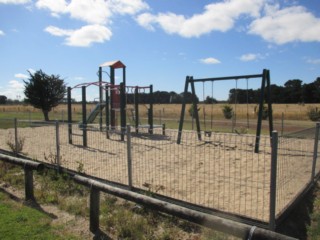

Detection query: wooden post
(24, 167), (35, 201)
(90, 187), (100, 233)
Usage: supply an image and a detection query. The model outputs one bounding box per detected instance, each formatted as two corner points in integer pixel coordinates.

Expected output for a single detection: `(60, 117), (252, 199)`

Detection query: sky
(0, 0), (319, 101)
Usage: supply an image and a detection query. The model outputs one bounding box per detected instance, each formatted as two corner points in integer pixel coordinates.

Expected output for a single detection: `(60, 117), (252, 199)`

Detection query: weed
(6, 132), (25, 154)
(307, 107), (320, 121)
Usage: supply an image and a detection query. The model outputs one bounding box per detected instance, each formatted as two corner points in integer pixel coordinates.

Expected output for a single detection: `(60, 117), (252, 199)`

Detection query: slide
(86, 103), (105, 124)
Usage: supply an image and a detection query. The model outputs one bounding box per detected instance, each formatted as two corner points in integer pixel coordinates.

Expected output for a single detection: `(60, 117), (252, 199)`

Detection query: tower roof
(100, 60), (126, 69)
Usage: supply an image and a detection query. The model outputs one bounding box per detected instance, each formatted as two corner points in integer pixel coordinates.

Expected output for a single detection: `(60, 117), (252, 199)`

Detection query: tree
(0, 95), (7, 104)
(24, 70), (66, 121)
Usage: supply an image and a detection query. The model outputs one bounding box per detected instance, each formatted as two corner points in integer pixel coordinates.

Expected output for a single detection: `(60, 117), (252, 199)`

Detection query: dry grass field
(0, 103), (318, 134)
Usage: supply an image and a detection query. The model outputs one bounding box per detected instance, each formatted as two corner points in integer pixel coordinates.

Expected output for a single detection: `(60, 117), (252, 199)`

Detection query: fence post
(24, 167), (35, 201)
(311, 123), (320, 182)
(14, 118), (18, 156)
(90, 187), (100, 233)
(126, 125), (133, 189)
(55, 121), (61, 170)
(269, 131), (278, 230)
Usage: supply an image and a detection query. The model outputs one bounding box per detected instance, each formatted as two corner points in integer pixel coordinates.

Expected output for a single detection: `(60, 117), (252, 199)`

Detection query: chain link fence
(0, 119), (319, 228)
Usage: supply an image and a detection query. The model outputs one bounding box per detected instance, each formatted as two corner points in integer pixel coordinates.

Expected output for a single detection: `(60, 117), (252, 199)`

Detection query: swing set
(177, 69), (273, 153)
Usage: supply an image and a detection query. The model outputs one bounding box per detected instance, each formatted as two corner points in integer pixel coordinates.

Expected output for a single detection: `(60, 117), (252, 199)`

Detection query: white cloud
(0, 0), (30, 4)
(136, 0), (265, 38)
(0, 30), (4, 36)
(36, 0), (149, 25)
(36, 0), (148, 46)
(200, 57), (221, 64)
(45, 24), (112, 47)
(249, 5), (320, 44)
(0, 80), (25, 100)
(306, 58), (320, 65)
(240, 53), (260, 62)
(14, 73), (28, 79)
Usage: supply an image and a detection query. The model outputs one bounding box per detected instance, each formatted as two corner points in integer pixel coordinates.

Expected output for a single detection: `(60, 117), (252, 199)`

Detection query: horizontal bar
(74, 174), (297, 240)
(190, 74), (263, 83)
(0, 153), (43, 170)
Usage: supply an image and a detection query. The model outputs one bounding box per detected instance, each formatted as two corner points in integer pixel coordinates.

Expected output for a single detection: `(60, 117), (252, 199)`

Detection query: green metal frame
(177, 69), (273, 153)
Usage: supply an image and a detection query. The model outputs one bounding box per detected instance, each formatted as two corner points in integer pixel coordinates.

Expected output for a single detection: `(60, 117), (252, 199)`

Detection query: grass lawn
(0, 191), (81, 240)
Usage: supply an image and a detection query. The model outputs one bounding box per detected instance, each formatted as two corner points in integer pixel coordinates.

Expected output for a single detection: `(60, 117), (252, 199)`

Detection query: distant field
(0, 103), (318, 133)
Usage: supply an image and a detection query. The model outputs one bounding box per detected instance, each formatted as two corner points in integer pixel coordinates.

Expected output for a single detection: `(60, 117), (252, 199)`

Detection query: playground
(0, 60), (319, 230)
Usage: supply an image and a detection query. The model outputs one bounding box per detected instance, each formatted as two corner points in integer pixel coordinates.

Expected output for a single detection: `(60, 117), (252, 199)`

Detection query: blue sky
(0, 0), (319, 101)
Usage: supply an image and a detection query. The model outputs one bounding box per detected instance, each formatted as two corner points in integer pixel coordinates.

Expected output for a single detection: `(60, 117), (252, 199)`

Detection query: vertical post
(110, 67), (115, 129)
(148, 85), (154, 134)
(177, 77), (189, 144)
(99, 66), (103, 131)
(269, 131), (278, 231)
(255, 69), (267, 153)
(90, 187), (100, 233)
(162, 123), (166, 135)
(82, 86), (87, 147)
(191, 79), (201, 141)
(105, 86), (110, 139)
(120, 82), (126, 141)
(14, 118), (18, 156)
(311, 123), (320, 182)
(134, 87), (139, 133)
(67, 87), (72, 144)
(24, 167), (34, 201)
(126, 125), (133, 189)
(55, 121), (60, 170)
(266, 70), (274, 137)
(281, 112), (284, 136)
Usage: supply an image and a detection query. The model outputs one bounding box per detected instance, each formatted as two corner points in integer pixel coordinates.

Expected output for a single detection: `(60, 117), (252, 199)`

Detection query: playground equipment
(176, 69), (273, 153)
(67, 60), (165, 146)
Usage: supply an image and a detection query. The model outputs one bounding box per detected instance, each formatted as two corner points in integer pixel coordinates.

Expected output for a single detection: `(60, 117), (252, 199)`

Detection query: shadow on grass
(276, 183), (319, 240)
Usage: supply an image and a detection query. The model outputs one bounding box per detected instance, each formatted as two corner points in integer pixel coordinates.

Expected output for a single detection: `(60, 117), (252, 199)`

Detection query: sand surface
(0, 123), (317, 223)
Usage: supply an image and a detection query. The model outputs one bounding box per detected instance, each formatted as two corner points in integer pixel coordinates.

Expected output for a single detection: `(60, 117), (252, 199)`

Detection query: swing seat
(204, 131), (212, 137)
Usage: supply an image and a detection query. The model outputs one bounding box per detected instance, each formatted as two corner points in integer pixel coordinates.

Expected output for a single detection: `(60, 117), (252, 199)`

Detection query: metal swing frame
(176, 69), (273, 153)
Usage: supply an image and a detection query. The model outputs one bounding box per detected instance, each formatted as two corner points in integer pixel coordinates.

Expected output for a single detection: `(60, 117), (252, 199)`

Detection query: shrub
(188, 103), (200, 119)
(307, 107), (320, 121)
(222, 105), (233, 119)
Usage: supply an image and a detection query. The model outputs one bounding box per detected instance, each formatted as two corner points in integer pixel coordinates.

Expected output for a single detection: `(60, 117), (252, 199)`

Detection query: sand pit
(0, 123), (317, 224)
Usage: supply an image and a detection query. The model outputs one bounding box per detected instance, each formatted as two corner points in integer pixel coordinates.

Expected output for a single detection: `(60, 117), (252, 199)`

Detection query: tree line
(128, 77), (320, 104)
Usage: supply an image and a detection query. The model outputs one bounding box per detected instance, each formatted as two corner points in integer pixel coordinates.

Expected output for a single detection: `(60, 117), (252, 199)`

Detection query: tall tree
(24, 70), (66, 121)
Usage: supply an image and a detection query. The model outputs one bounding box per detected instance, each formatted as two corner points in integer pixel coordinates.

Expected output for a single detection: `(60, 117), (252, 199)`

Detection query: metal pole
(67, 87), (72, 144)
(149, 84), (153, 134)
(191, 79), (201, 141)
(99, 66), (103, 131)
(135, 87), (139, 133)
(55, 121), (60, 169)
(120, 82), (126, 141)
(269, 130), (278, 230)
(177, 77), (189, 144)
(14, 118), (18, 156)
(311, 123), (320, 182)
(126, 125), (133, 189)
(82, 86), (87, 147)
(281, 112), (284, 136)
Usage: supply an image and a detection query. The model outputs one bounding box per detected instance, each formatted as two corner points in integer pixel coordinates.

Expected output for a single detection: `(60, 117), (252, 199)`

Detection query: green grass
(0, 191), (80, 240)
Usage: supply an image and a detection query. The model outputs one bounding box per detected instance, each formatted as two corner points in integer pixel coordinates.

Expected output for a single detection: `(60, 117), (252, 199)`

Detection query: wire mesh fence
(0, 118), (319, 227)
